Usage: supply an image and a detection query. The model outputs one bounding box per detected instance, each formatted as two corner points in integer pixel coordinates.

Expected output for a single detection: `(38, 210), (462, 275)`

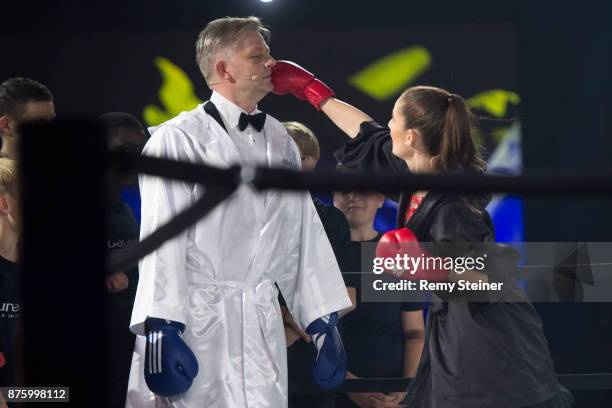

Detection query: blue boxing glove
(305, 312), (347, 389)
(144, 318), (199, 398)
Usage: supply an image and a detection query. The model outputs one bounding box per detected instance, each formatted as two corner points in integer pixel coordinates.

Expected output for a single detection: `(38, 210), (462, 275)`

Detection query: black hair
(96, 112), (145, 133)
(0, 77), (53, 119)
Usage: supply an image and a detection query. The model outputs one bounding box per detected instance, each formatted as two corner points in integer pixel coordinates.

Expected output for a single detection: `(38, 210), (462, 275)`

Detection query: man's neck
(213, 88), (260, 113)
(350, 224), (378, 242)
(0, 220), (19, 262)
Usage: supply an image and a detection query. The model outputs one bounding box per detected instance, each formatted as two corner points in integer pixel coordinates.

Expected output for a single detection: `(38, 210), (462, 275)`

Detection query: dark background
(3, 0), (608, 240)
(4, 0), (611, 404)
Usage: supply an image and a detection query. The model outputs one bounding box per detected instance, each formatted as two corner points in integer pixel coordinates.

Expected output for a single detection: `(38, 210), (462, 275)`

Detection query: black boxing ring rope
(17, 122), (612, 404)
(108, 151), (612, 274)
(300, 373), (612, 394)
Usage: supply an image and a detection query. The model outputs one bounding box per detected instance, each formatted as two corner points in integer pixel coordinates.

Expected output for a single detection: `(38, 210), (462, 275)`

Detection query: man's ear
(0, 195), (9, 216)
(0, 115), (13, 136)
(214, 60), (233, 82)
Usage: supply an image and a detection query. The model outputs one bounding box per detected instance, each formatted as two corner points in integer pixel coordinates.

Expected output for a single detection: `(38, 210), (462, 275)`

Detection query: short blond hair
(0, 156), (17, 195)
(195, 16), (271, 82)
(283, 121), (320, 161)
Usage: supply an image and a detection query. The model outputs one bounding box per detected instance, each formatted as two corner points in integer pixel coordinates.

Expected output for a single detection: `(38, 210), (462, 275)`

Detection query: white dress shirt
(210, 91), (268, 166)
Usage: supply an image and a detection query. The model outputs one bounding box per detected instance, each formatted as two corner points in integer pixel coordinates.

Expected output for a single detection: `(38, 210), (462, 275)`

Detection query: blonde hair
(283, 121), (320, 161)
(0, 156), (17, 195)
(195, 16), (271, 82)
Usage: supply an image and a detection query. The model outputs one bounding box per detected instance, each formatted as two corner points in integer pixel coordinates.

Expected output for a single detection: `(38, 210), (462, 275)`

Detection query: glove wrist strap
(145, 317), (186, 334)
(305, 80), (335, 110)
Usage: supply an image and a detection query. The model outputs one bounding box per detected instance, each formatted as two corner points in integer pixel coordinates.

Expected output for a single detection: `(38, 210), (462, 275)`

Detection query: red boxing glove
(375, 228), (449, 282)
(271, 61), (335, 110)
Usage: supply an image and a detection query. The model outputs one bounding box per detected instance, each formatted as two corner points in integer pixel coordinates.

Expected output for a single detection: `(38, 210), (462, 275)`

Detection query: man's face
(226, 30), (276, 99)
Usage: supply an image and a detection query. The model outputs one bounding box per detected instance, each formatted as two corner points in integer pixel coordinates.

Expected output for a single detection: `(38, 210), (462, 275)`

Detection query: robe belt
(187, 276), (281, 407)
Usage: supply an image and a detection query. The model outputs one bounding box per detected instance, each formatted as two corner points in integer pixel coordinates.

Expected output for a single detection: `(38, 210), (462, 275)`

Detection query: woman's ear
(405, 128), (418, 147)
(430, 155), (441, 170)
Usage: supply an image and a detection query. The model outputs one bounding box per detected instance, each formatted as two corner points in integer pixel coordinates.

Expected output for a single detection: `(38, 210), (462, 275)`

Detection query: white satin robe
(125, 103), (352, 408)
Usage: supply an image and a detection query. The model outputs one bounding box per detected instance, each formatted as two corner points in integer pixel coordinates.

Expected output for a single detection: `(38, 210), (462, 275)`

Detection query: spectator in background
(333, 181), (425, 408)
(0, 156), (22, 387)
(97, 112), (147, 407)
(0, 77), (55, 158)
(284, 121), (354, 272)
(283, 121), (356, 408)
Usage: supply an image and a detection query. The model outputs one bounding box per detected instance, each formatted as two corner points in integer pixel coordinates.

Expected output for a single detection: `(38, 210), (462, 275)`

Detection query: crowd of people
(0, 15), (575, 408)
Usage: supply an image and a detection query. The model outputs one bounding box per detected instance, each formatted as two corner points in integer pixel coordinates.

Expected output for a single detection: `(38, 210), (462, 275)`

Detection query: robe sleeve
(428, 202), (492, 243)
(129, 125), (197, 335)
(333, 121), (408, 202)
(333, 121), (408, 174)
(427, 201), (518, 286)
(275, 148), (353, 329)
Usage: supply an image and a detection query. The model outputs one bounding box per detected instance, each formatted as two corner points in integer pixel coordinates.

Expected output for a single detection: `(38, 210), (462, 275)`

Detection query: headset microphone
(208, 75), (260, 86)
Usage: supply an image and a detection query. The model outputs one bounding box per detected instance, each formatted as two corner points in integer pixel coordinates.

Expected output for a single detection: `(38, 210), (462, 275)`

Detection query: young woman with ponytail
(272, 62), (573, 407)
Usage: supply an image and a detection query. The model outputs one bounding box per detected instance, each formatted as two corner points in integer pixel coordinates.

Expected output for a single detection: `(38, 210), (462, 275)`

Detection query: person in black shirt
(272, 61), (572, 407)
(282, 121), (355, 408)
(98, 112), (147, 407)
(332, 186), (425, 408)
(0, 157), (22, 388)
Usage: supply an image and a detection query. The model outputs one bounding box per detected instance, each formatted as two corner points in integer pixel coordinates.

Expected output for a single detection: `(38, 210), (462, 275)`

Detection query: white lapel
(198, 102), (243, 167)
(264, 119), (300, 170)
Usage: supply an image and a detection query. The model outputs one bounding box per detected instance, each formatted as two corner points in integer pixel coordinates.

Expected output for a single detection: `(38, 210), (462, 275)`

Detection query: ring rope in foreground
(251, 166), (612, 196)
(105, 185), (237, 274)
(289, 373), (612, 394)
(106, 150), (612, 275)
(110, 151), (612, 196)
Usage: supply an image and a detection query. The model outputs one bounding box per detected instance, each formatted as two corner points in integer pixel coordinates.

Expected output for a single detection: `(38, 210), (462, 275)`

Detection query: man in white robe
(126, 16), (352, 408)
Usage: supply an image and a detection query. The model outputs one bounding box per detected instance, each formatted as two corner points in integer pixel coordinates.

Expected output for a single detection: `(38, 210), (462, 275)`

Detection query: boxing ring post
(18, 121), (240, 405)
(20, 120), (108, 406)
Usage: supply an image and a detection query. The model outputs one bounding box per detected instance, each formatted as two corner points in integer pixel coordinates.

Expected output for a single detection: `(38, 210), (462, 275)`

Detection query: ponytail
(440, 94), (485, 173)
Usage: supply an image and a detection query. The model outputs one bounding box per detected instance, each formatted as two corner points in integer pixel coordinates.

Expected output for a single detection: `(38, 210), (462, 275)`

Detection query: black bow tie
(238, 112), (266, 132)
